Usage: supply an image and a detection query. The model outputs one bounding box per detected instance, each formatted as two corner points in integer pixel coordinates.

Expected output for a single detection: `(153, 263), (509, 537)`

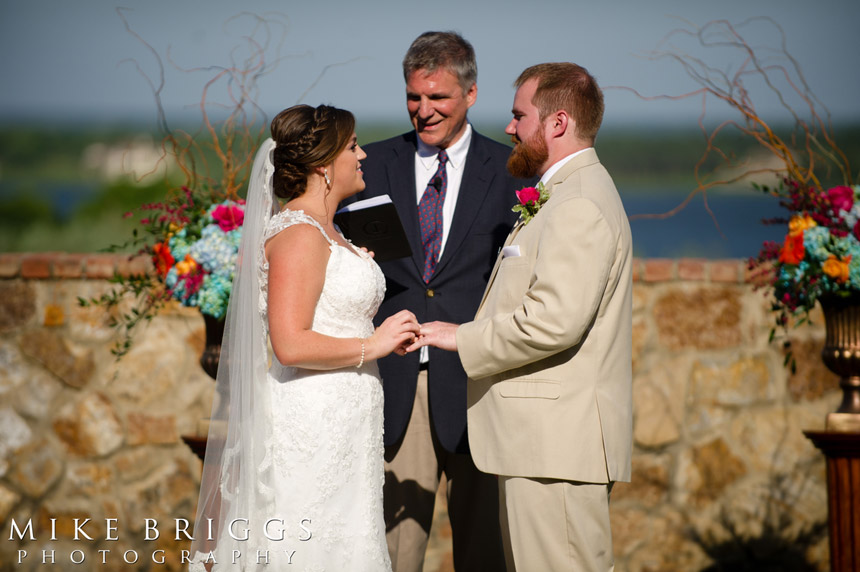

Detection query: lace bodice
(259, 209), (386, 342)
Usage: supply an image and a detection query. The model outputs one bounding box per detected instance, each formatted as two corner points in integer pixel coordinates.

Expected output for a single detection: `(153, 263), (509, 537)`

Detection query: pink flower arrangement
(212, 203), (245, 232)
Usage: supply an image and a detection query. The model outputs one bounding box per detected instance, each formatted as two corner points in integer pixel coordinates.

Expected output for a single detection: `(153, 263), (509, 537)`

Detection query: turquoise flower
(803, 226), (831, 262)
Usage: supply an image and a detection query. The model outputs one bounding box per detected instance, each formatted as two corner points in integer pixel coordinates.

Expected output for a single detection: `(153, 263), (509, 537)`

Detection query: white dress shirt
(414, 123), (473, 258)
(414, 123), (473, 363)
(539, 147), (592, 186)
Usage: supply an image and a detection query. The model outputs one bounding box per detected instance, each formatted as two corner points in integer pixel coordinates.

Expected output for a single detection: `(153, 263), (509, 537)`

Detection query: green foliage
(0, 194), (56, 229)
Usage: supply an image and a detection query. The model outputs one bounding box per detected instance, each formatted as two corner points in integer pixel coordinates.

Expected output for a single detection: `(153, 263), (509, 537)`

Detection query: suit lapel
(385, 134), (424, 275)
(474, 218), (525, 316)
(472, 149), (600, 316)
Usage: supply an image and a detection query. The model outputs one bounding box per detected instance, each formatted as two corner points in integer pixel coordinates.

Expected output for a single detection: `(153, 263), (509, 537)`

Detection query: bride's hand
(360, 246), (376, 258)
(367, 310), (419, 359)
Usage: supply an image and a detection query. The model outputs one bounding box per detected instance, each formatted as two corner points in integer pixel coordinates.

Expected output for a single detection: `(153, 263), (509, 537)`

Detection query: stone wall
(0, 253), (839, 571)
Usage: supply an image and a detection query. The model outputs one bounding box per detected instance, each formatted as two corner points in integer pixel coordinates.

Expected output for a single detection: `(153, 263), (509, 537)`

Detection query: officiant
(344, 31), (529, 572)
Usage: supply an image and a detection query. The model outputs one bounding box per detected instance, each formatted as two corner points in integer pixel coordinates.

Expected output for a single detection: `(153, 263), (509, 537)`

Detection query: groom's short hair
(402, 31), (477, 94)
(515, 63), (604, 143)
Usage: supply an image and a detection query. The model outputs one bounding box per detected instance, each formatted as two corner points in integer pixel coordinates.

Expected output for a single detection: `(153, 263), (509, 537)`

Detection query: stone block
(107, 321), (190, 407)
(83, 254), (118, 279)
(690, 355), (776, 406)
(43, 304), (64, 327)
(65, 462), (115, 497)
(53, 393), (124, 457)
(0, 343), (27, 397)
(116, 254), (153, 277)
(710, 260), (742, 283)
(729, 407), (821, 474)
(20, 253), (54, 279)
(654, 286), (741, 350)
(0, 281), (36, 334)
(686, 404), (734, 438)
(0, 483), (21, 524)
(633, 360), (688, 448)
(8, 438), (64, 498)
(66, 281), (120, 343)
(126, 413), (179, 446)
(643, 259), (674, 282)
(113, 448), (160, 483)
(611, 455), (670, 507)
(682, 438), (747, 506)
(677, 258), (706, 281)
(0, 253), (20, 278)
(10, 367), (63, 420)
(53, 254), (86, 279)
(0, 406), (33, 477)
(119, 458), (198, 521)
(19, 329), (94, 389)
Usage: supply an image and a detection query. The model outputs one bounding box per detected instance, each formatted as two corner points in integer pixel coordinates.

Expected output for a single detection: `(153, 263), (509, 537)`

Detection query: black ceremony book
(334, 195), (412, 263)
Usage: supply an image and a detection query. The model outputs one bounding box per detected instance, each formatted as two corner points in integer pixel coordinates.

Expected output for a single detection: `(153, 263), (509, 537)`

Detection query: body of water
(621, 187), (785, 259)
(0, 181), (788, 259)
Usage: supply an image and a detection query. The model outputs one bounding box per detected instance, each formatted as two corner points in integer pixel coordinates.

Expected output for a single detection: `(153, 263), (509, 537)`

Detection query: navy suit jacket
(353, 129), (527, 453)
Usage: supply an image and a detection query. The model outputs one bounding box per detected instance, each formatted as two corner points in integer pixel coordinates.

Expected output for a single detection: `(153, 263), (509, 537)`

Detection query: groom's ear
(547, 110), (570, 139)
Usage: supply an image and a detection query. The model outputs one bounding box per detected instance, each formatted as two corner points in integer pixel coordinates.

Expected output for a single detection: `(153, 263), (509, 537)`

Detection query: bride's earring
(324, 169), (331, 186)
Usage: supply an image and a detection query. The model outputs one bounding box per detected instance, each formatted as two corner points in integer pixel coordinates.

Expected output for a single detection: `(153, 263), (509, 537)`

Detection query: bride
(190, 104), (419, 571)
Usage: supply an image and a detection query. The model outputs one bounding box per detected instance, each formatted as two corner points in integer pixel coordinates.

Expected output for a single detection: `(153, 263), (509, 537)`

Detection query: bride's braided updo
(270, 104), (356, 201)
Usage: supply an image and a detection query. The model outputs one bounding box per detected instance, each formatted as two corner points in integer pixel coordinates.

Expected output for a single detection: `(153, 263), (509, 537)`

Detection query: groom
(409, 62), (633, 571)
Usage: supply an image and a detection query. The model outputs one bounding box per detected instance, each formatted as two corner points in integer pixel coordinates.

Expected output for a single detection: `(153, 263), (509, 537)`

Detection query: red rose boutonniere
(511, 182), (549, 225)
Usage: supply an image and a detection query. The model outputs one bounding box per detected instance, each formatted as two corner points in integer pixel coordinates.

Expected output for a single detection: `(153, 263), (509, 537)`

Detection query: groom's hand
(406, 321), (459, 353)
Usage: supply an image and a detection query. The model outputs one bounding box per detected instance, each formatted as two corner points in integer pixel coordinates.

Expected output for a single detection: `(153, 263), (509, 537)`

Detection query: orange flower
(175, 254), (198, 276)
(152, 242), (175, 278)
(823, 255), (852, 284)
(778, 232), (805, 265)
(788, 214), (816, 237)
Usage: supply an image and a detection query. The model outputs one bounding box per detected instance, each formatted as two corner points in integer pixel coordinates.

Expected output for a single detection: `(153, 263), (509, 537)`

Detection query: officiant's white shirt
(414, 123), (472, 257)
(414, 123), (472, 364)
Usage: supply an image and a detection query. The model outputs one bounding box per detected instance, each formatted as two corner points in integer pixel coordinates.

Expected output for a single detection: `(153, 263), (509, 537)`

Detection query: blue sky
(1, 0), (858, 129)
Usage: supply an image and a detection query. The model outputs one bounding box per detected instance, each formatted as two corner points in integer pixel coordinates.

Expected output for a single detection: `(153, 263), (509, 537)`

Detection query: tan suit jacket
(456, 148), (632, 484)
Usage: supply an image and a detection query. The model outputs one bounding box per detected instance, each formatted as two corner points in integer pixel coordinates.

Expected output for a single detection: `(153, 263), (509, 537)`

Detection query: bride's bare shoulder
(267, 222), (329, 258)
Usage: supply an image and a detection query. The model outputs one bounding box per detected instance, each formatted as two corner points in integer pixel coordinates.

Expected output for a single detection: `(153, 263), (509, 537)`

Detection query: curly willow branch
(606, 16), (853, 222)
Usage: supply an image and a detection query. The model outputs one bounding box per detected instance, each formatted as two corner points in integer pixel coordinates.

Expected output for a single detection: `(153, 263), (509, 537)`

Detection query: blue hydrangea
(198, 273), (232, 319)
(169, 227), (192, 262)
(189, 225), (238, 277)
(803, 226), (832, 262)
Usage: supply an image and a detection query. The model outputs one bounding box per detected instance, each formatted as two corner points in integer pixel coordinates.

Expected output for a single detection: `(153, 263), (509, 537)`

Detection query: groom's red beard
(507, 131), (549, 178)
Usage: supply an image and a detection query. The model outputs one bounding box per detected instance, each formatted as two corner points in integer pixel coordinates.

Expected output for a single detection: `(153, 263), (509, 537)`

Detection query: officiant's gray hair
(402, 31), (477, 94)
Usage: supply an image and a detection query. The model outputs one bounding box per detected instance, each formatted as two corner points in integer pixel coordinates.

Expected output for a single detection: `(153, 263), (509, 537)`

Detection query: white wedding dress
(252, 209), (391, 571)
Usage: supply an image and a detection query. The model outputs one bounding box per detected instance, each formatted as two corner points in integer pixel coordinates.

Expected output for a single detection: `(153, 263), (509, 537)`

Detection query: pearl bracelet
(357, 338), (366, 368)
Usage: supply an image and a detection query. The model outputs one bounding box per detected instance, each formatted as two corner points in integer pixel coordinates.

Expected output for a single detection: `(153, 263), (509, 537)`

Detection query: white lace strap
(265, 209), (338, 246)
